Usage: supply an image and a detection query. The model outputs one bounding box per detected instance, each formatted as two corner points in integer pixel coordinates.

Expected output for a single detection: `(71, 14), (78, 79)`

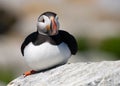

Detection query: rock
(7, 61), (120, 86)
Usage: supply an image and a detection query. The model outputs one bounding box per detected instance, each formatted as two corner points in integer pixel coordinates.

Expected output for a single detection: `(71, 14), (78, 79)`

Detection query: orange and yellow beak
(50, 16), (57, 31)
(46, 16), (58, 35)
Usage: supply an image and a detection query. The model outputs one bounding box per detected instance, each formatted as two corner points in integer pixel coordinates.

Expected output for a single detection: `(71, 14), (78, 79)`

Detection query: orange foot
(23, 70), (36, 77)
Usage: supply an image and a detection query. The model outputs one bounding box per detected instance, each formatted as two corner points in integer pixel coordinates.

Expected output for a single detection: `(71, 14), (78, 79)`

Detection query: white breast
(24, 42), (71, 70)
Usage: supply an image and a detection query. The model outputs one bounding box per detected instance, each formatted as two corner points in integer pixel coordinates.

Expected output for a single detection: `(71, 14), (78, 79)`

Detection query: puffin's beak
(50, 16), (57, 35)
(46, 25), (50, 31)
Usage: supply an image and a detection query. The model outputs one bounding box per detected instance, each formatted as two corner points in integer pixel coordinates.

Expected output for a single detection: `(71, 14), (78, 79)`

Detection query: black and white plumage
(21, 12), (78, 71)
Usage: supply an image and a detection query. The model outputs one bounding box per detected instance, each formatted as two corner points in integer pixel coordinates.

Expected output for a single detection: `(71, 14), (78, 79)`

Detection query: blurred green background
(0, 0), (120, 85)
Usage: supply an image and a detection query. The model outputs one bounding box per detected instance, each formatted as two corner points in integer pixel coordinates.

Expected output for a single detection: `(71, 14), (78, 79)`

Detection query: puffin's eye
(38, 16), (45, 23)
(41, 19), (45, 22)
(39, 18), (45, 23)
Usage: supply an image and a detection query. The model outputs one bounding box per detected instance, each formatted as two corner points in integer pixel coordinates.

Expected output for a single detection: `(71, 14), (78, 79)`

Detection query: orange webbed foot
(23, 70), (36, 77)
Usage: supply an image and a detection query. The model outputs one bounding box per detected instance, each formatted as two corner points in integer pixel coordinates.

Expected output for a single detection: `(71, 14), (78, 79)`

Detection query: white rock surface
(7, 61), (120, 86)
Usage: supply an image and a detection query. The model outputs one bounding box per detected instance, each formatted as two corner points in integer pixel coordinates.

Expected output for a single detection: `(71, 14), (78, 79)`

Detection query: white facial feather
(37, 15), (51, 33)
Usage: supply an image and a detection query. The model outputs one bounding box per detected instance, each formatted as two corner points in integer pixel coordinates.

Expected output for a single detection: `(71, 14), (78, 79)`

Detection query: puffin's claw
(23, 70), (36, 77)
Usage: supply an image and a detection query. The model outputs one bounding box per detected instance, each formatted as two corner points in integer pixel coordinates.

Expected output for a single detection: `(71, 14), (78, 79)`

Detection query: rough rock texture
(7, 61), (120, 86)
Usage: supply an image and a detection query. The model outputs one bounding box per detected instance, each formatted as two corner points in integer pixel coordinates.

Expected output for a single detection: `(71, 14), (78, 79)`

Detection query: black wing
(59, 30), (78, 55)
(21, 31), (38, 56)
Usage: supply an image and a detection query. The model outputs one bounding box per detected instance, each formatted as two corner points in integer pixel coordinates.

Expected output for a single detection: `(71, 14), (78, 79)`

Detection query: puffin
(21, 12), (78, 76)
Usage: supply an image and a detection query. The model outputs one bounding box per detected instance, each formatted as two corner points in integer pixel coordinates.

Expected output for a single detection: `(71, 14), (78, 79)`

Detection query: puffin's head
(37, 12), (59, 36)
